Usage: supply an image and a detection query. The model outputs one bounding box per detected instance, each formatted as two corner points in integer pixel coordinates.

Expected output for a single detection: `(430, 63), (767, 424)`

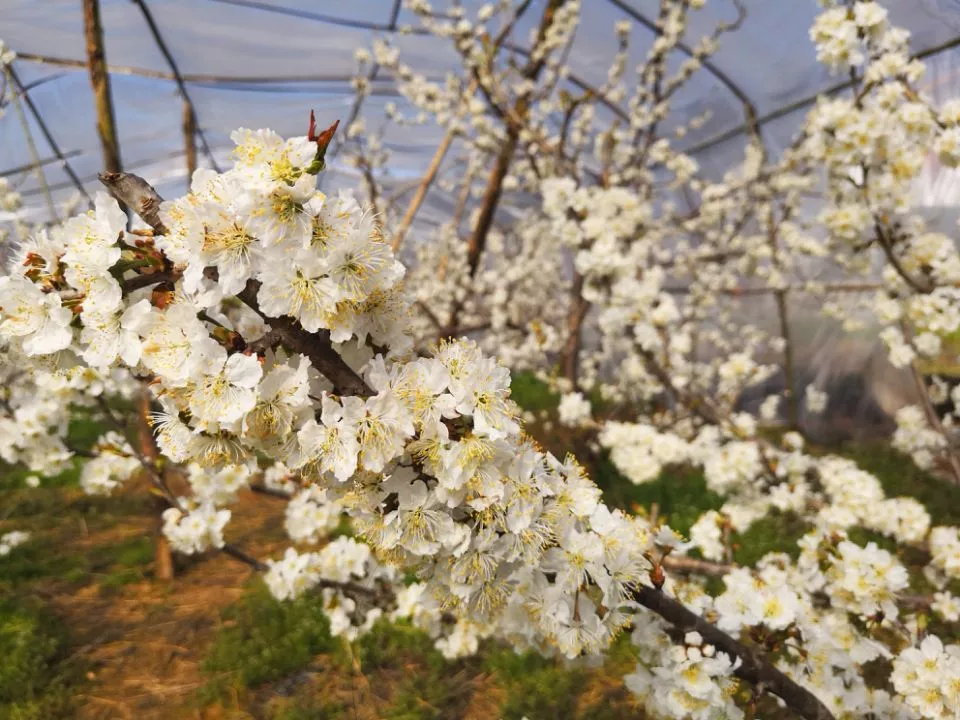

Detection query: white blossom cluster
(0, 530), (29, 557)
(892, 405), (946, 470)
(79, 431), (142, 495)
(264, 539), (393, 640)
(557, 391), (591, 427)
(162, 502), (231, 555)
(892, 636), (960, 718)
(0, 127), (663, 671)
(625, 627), (742, 720)
(598, 422), (691, 485)
(0, 343), (136, 478)
(6, 0), (960, 716)
(929, 526), (960, 586)
(284, 486), (344, 543)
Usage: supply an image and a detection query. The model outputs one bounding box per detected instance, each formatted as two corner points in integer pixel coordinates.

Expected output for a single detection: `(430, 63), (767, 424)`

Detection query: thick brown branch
(248, 483), (293, 500)
(121, 270), (180, 294)
(634, 586), (835, 720)
(237, 280), (373, 398)
(466, 128), (518, 279)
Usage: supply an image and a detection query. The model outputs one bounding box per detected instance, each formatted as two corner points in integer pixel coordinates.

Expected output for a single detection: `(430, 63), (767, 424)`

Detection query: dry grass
(2, 479), (288, 719)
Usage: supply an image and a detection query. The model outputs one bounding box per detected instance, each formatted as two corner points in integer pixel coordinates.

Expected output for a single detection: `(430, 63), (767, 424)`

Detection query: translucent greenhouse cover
(5, 0), (960, 232)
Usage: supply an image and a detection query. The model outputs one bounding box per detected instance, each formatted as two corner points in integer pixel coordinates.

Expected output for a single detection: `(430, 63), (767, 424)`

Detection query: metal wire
(5, 0), (960, 217)
(131, 0), (222, 172)
(6, 65), (92, 205)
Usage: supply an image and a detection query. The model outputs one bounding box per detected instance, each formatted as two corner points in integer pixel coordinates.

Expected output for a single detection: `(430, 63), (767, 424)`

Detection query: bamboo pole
(391, 125), (456, 252)
(83, 0), (122, 174)
(182, 99), (197, 180)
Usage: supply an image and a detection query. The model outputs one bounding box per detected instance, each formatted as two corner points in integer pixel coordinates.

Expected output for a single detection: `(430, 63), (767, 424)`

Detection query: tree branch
(903, 322), (960, 486)
(561, 271), (590, 384)
(248, 483), (293, 500)
(633, 586), (835, 720)
(121, 270), (180, 294)
(237, 280), (373, 398)
(221, 543), (269, 571)
(98, 171), (167, 234)
(97, 171), (372, 399)
(874, 222), (933, 295)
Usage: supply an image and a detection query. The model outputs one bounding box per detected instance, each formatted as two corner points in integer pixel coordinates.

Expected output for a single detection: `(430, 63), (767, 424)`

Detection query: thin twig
(121, 270), (179, 293)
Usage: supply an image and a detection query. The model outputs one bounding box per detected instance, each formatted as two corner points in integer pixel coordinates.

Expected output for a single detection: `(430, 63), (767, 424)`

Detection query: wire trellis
(3, 0), (960, 224)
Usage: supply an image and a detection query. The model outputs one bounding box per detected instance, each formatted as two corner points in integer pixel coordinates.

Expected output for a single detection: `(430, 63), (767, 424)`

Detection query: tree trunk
(561, 272), (589, 384)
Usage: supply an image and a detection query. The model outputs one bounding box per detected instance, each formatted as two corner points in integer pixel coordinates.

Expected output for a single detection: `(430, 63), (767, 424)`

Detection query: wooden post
(83, 0), (122, 174)
(182, 99), (197, 181)
(135, 391), (175, 580)
(84, 2), (176, 576)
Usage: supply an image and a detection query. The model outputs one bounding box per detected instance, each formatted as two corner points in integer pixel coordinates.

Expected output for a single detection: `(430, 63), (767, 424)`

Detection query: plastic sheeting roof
(4, 0), (960, 228)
